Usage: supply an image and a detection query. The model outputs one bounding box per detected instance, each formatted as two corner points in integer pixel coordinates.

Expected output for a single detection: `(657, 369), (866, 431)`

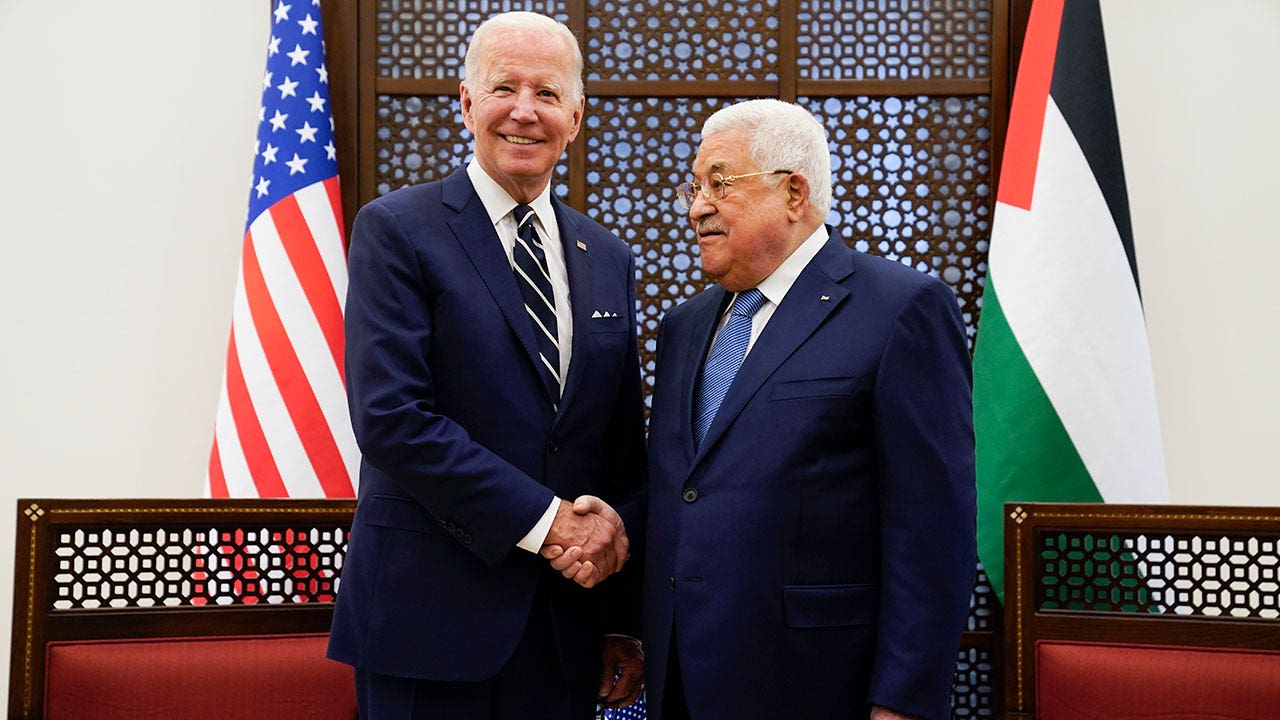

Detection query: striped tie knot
(730, 288), (767, 317)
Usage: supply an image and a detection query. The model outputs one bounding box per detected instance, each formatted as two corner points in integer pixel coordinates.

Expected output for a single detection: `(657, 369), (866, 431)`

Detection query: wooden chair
(1003, 502), (1280, 720)
(7, 498), (357, 720)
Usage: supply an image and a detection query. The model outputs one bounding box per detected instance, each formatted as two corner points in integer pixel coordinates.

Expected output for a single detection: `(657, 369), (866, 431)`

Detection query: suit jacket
(643, 231), (976, 720)
(328, 169), (646, 682)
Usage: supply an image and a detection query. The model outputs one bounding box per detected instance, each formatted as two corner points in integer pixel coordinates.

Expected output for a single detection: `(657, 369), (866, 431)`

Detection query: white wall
(0, 0), (268, 686)
(1, 0), (1277, 690)
(1102, 0), (1280, 502)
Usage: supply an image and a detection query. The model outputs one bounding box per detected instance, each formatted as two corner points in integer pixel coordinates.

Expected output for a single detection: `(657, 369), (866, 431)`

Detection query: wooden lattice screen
(315, 2), (1031, 716)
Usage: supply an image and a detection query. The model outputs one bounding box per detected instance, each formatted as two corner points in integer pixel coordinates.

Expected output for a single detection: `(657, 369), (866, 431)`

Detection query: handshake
(540, 495), (629, 588)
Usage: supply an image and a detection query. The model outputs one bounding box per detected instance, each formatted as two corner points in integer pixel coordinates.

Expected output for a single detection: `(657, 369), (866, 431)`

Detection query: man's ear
(459, 81), (475, 133)
(786, 173), (812, 222)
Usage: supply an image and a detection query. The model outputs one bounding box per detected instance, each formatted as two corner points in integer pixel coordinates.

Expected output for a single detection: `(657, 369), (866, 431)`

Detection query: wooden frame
(1003, 502), (1280, 719)
(7, 498), (355, 720)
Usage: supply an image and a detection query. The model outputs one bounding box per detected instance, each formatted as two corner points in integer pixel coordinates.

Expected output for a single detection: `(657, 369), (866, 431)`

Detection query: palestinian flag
(973, 0), (1167, 602)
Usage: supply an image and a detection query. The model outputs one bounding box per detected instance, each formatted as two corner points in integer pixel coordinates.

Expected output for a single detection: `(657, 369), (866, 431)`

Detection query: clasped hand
(540, 495), (628, 588)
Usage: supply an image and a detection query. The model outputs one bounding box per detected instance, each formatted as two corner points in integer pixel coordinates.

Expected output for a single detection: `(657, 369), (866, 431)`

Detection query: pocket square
(591, 310), (620, 318)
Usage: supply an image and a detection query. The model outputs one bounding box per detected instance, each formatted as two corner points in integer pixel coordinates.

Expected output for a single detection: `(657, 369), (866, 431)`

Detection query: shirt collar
(467, 160), (556, 228)
(754, 224), (829, 307)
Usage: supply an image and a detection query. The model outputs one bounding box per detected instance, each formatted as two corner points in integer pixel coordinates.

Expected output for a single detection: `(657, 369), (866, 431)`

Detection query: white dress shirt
(465, 161), (570, 553)
(709, 224), (830, 355)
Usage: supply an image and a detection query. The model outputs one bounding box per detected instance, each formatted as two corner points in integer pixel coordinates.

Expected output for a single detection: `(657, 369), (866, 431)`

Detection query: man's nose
(688, 192), (714, 218)
(510, 90), (538, 121)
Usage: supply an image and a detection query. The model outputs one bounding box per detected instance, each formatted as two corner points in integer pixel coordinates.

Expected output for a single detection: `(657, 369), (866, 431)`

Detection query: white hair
(701, 99), (832, 216)
(463, 12), (584, 102)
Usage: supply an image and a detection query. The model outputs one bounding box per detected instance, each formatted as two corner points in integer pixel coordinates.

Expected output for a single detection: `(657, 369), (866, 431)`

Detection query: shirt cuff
(516, 497), (561, 553)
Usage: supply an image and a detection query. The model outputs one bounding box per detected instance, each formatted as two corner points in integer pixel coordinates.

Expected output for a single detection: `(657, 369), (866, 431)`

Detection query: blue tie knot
(731, 288), (767, 318)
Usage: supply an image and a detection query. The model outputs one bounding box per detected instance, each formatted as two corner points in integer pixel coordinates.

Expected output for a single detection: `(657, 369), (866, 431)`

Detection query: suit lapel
(679, 287), (729, 465)
(693, 234), (856, 463)
(443, 172), (547, 396)
(554, 201), (593, 418)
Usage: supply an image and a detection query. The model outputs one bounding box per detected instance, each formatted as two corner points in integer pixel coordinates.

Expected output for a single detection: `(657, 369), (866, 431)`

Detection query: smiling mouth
(503, 135), (539, 145)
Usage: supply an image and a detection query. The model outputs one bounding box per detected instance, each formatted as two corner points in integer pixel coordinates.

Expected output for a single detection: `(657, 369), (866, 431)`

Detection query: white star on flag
(296, 121), (318, 143)
(298, 13), (319, 35)
(277, 76), (299, 98)
(273, 2), (291, 22)
(285, 153), (308, 175)
(287, 44), (310, 66)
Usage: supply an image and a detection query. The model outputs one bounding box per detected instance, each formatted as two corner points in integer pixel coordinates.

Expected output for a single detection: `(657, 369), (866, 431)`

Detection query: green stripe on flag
(974, 279), (1102, 602)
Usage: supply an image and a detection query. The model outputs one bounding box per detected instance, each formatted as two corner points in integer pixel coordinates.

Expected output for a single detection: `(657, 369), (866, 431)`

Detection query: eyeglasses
(674, 170), (791, 212)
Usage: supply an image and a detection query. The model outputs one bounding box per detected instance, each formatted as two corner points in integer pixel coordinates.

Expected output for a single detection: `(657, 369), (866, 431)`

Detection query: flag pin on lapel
(576, 240), (587, 251)
(820, 295), (831, 302)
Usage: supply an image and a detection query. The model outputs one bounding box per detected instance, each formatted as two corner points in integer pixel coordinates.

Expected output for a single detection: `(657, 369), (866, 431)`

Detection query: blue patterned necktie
(693, 288), (767, 450)
(511, 204), (560, 400)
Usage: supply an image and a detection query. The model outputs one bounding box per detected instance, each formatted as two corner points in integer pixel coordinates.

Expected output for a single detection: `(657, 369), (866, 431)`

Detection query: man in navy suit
(643, 99), (976, 720)
(327, 12), (645, 719)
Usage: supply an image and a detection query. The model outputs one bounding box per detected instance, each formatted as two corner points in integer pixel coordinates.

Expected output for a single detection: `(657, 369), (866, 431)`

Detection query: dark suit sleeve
(868, 278), (977, 720)
(345, 200), (555, 567)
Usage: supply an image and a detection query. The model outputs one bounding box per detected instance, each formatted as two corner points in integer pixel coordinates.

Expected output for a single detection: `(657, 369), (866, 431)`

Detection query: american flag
(207, 0), (357, 499)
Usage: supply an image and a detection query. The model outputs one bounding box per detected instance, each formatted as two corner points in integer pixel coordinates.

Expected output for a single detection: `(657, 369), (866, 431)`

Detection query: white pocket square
(591, 310), (619, 318)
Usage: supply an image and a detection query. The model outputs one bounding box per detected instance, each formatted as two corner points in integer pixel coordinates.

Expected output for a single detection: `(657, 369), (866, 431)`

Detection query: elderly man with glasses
(640, 99), (977, 720)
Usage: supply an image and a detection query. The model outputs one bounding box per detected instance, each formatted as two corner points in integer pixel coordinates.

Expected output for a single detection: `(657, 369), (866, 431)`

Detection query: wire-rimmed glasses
(674, 170), (791, 212)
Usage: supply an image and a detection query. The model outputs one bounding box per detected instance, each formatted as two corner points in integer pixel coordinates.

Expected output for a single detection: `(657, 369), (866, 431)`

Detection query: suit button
(547, 441), (559, 454)
(668, 576), (675, 590)
(462, 534), (473, 545)
(682, 488), (698, 503)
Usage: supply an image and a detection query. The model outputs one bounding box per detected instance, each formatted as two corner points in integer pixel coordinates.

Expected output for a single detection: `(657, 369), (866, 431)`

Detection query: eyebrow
(692, 160), (733, 178)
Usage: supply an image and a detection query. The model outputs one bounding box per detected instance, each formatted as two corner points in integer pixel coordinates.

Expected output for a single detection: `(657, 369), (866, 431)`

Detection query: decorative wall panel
(582, 96), (741, 390)
(377, 0), (570, 79)
(585, 0), (780, 81)
(952, 647), (996, 718)
(806, 95), (991, 345)
(797, 0), (992, 80)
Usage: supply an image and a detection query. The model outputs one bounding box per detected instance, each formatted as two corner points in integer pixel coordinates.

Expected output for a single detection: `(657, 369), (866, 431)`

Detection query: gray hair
(463, 12), (584, 102)
(701, 99), (832, 216)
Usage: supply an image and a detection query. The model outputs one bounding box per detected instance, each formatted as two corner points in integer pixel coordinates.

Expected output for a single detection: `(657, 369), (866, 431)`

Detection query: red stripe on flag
(323, 176), (347, 251)
(269, 194), (346, 381)
(208, 437), (230, 498)
(224, 327), (289, 497)
(242, 232), (354, 498)
(998, 0), (1065, 211)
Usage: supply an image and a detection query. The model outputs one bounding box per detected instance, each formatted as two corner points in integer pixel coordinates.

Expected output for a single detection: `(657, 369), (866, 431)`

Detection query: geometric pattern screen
(1039, 531), (1280, 618)
(50, 524), (345, 609)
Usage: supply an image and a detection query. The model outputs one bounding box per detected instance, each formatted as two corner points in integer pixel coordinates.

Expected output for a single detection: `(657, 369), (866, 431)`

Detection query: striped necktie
(693, 288), (767, 450)
(511, 204), (560, 400)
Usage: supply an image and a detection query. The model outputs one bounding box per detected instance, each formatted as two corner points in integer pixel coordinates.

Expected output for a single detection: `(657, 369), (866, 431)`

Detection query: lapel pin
(576, 240), (587, 251)
(820, 295), (831, 302)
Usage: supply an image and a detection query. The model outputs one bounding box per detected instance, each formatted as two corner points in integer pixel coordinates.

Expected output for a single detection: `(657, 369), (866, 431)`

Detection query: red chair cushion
(45, 633), (355, 720)
(1036, 640), (1280, 720)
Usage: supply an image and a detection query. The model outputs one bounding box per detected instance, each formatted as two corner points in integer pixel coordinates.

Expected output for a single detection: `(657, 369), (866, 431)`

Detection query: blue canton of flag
(248, 0), (338, 230)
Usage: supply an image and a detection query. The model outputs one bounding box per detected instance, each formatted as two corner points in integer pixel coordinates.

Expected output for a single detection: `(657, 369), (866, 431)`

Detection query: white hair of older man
(701, 99), (832, 217)
(462, 12), (584, 103)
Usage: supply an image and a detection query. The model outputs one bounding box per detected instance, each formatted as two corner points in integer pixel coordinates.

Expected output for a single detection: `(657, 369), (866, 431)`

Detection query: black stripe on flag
(1049, 0), (1140, 296)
